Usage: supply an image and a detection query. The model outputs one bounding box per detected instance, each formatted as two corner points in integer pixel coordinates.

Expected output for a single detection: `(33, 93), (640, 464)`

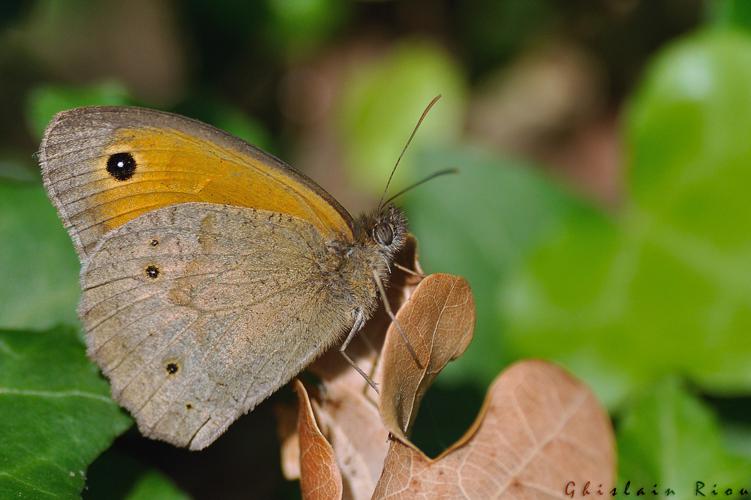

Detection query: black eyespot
(106, 152), (136, 181)
(150, 239), (159, 247)
(185, 403), (193, 410)
(166, 362), (179, 375)
(374, 222), (394, 246)
(145, 265), (160, 279)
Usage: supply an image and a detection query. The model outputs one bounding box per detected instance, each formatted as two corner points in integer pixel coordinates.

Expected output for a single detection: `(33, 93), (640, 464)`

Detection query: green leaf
(26, 83), (132, 140)
(85, 449), (190, 500)
(500, 30), (751, 407)
(0, 326), (131, 499)
(0, 181), (79, 330)
(618, 379), (751, 494)
(338, 41), (467, 192)
(404, 145), (577, 385)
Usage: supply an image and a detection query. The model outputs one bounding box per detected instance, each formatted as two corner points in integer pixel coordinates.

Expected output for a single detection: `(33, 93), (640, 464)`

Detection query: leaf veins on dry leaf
(276, 238), (616, 499)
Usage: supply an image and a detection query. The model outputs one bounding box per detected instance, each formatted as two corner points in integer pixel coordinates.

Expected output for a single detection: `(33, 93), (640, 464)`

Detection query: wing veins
(144, 276), (320, 433)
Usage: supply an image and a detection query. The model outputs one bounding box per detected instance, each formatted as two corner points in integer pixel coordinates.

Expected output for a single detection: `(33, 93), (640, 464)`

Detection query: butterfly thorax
(322, 204), (408, 316)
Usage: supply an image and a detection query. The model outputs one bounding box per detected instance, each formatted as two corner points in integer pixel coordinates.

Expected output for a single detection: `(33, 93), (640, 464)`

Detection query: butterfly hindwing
(80, 202), (354, 449)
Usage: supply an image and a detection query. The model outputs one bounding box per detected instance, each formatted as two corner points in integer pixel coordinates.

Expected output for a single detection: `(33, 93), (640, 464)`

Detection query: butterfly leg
(339, 308), (379, 393)
(372, 270), (423, 369)
(393, 262), (425, 278)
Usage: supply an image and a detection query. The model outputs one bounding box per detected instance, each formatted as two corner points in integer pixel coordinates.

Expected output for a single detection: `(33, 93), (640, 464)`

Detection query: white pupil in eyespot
(117, 161), (125, 168)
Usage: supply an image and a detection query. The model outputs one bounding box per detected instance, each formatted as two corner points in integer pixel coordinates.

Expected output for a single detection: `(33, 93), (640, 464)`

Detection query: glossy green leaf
(500, 30), (751, 407)
(0, 181), (79, 330)
(0, 326), (131, 499)
(338, 41), (467, 192)
(404, 145), (577, 385)
(618, 379), (750, 494)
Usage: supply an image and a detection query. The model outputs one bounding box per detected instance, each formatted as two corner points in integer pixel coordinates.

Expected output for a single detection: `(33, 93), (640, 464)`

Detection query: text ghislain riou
(565, 481), (751, 497)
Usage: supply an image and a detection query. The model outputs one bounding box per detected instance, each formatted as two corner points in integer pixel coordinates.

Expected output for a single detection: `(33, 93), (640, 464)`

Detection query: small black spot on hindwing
(145, 265), (160, 279)
(150, 239), (159, 247)
(166, 362), (179, 375)
(106, 152), (136, 181)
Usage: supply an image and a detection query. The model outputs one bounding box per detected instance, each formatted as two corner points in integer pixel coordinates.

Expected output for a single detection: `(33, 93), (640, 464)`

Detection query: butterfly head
(363, 204), (407, 258)
(356, 205), (408, 261)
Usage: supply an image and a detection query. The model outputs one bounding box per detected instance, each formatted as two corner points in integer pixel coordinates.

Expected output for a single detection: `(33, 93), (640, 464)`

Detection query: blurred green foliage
(709, 0), (751, 30)
(339, 41), (467, 189)
(0, 182), (79, 331)
(27, 83), (133, 139)
(404, 146), (579, 385)
(1, 0), (750, 498)
(266, 0), (348, 56)
(500, 30), (751, 407)
(85, 450), (189, 500)
(618, 379), (751, 494)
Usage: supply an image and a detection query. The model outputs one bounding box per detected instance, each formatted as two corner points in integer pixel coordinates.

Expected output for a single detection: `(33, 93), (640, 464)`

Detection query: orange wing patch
(96, 127), (351, 238)
(41, 107), (354, 259)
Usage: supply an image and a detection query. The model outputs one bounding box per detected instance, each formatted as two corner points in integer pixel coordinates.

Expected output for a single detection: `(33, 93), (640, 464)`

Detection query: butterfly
(39, 100), (438, 450)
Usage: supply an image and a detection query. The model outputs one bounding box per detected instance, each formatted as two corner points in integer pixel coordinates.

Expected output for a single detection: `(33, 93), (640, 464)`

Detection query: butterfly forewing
(40, 106), (354, 260)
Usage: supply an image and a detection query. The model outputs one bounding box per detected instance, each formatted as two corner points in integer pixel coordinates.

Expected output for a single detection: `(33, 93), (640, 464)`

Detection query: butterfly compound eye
(374, 222), (394, 246)
(106, 152), (137, 181)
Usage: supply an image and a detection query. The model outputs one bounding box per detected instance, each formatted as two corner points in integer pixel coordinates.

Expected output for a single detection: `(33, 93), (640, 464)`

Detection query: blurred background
(2, 0), (751, 498)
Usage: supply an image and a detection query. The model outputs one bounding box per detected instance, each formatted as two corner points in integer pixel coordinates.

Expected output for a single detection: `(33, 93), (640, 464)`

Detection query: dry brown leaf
(378, 274), (475, 441)
(372, 360), (616, 500)
(294, 379), (343, 500)
(310, 384), (386, 498)
(274, 401), (301, 479)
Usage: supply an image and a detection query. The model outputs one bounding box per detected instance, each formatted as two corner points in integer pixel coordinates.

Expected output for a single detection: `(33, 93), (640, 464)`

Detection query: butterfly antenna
(377, 94), (442, 211)
(382, 168), (457, 206)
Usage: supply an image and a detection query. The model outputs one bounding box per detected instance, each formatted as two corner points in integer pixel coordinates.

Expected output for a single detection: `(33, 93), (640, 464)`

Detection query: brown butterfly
(39, 98), (440, 449)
